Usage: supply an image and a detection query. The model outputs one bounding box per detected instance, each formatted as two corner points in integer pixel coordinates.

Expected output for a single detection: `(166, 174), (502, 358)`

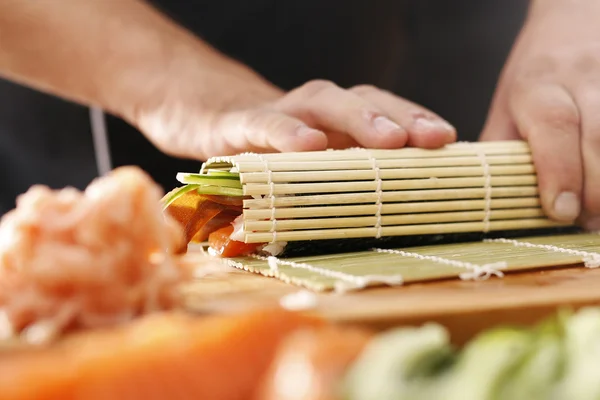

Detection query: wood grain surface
(181, 259), (600, 344)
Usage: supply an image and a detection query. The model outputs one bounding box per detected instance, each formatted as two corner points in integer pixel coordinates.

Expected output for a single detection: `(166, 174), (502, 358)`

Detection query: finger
(351, 85), (456, 149)
(278, 80), (409, 149)
(213, 108), (329, 154)
(575, 88), (600, 230)
(510, 84), (583, 223)
(321, 131), (361, 150)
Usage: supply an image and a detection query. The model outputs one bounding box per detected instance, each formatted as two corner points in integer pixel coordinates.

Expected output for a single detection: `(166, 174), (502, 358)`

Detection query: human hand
(0, 0), (455, 165)
(480, 0), (600, 229)
(130, 63), (457, 160)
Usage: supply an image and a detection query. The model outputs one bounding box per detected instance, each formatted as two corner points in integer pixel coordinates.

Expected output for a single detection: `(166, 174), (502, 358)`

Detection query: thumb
(509, 85), (583, 224)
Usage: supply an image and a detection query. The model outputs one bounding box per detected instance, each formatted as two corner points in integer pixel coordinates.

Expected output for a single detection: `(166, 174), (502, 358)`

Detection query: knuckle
(242, 109), (292, 134)
(299, 79), (338, 98)
(573, 51), (600, 76)
(239, 108), (263, 128)
(547, 108), (580, 132)
(235, 109), (277, 138)
(351, 84), (378, 95)
(538, 99), (580, 132)
(519, 55), (559, 82)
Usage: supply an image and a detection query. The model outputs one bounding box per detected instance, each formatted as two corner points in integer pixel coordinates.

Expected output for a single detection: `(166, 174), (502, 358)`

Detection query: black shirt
(0, 0), (527, 215)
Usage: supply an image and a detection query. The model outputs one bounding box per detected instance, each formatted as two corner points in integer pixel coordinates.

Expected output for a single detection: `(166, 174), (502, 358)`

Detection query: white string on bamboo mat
(469, 143), (492, 233)
(484, 238), (600, 268)
(252, 255), (404, 293)
(361, 149), (383, 239)
(255, 154), (278, 243)
(371, 248), (506, 280)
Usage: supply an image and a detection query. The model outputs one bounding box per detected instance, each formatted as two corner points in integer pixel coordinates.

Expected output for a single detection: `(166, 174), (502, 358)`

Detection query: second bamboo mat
(212, 232), (600, 292)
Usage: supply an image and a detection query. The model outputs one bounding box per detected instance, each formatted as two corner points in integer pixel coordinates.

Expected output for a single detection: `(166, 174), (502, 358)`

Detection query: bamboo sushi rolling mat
(181, 235), (600, 345)
(179, 140), (600, 343)
(201, 140), (566, 243)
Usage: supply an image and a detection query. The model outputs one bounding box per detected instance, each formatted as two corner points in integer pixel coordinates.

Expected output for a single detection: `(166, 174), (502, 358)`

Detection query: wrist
(0, 0), (281, 126)
(97, 6), (283, 119)
(122, 39), (283, 130)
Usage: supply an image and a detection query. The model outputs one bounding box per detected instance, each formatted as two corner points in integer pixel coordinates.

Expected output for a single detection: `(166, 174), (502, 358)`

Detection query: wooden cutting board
(181, 258), (600, 344)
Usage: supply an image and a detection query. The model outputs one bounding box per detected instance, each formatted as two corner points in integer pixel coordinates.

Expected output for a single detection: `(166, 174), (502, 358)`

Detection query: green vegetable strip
(206, 170), (239, 178)
(341, 307), (600, 400)
(161, 170), (243, 210)
(193, 185), (243, 197)
(176, 172), (242, 188)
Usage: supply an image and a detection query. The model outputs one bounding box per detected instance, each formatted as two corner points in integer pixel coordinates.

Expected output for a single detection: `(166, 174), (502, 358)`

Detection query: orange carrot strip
(208, 225), (263, 258)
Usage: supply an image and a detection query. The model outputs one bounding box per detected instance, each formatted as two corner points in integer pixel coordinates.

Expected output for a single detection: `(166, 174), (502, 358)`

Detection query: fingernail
(411, 117), (455, 135)
(553, 191), (581, 221)
(295, 125), (323, 136)
(373, 116), (405, 136)
(585, 216), (600, 231)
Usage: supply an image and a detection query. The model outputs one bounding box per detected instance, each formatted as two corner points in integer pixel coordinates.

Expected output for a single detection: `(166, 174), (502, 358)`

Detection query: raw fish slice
(257, 326), (373, 400)
(0, 309), (323, 400)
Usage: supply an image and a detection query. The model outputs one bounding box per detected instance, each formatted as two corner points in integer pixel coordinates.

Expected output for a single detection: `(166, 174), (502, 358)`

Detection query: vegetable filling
(162, 169), (279, 257)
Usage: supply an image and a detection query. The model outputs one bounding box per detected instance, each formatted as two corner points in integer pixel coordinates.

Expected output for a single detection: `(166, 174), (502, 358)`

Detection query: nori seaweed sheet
(275, 226), (582, 258)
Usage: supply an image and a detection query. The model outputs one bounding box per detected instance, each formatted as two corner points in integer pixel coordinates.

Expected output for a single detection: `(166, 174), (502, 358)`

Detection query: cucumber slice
(496, 317), (565, 400)
(176, 172), (242, 188)
(194, 185), (243, 197)
(341, 323), (454, 400)
(206, 170), (239, 178)
(438, 327), (533, 400)
(552, 307), (600, 400)
(170, 171), (244, 197)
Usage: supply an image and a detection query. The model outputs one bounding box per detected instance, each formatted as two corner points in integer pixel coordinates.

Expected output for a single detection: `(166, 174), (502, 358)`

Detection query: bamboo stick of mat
(200, 140), (573, 244)
(206, 140), (530, 165)
(218, 232), (600, 292)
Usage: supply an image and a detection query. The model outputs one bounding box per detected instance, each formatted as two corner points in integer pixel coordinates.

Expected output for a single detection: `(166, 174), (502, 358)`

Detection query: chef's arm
(0, 0), (270, 119)
(0, 0), (454, 158)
